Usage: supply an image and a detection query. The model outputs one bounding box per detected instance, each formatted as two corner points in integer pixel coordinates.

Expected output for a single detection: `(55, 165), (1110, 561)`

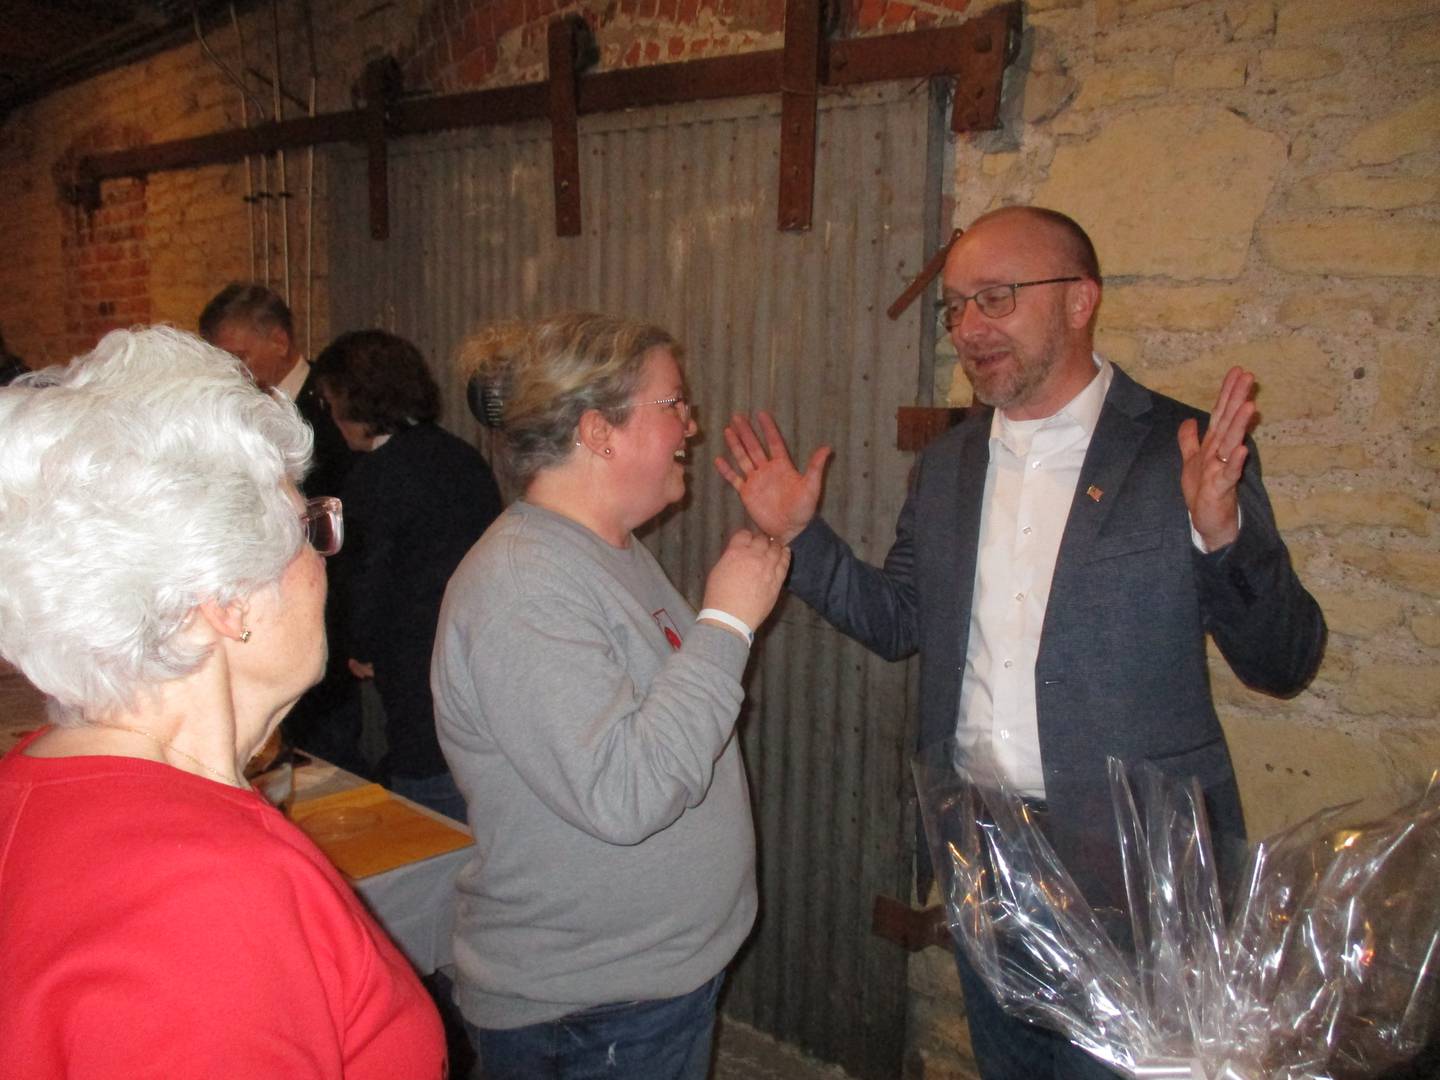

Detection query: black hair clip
(467, 375), (506, 429)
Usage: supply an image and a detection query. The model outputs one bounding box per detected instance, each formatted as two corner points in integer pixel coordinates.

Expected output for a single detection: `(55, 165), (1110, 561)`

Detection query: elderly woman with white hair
(0, 327), (446, 1078)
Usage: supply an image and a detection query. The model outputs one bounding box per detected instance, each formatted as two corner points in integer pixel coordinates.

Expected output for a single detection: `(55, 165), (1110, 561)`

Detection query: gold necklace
(89, 723), (239, 786)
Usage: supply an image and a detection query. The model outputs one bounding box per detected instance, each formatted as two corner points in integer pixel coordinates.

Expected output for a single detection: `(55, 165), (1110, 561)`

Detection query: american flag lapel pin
(1086, 484), (1103, 502)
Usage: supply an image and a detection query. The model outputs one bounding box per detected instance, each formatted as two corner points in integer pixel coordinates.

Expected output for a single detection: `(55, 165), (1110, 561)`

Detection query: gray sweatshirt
(431, 501), (757, 1029)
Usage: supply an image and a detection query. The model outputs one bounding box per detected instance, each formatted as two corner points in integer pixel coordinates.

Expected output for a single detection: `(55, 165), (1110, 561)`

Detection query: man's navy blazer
(787, 364), (1326, 904)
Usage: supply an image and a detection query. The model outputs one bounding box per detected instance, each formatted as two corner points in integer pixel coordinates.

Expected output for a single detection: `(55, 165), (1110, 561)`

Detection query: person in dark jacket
(199, 285), (354, 500)
(312, 330), (502, 819)
(199, 284), (366, 775)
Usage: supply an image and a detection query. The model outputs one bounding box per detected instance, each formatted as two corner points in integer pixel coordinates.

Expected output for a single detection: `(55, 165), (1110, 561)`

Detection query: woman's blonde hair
(458, 312), (681, 489)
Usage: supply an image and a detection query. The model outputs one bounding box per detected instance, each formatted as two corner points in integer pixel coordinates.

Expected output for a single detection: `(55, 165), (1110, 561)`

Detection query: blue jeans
(954, 947), (1121, 1080)
(465, 972), (724, 1080)
(389, 770), (468, 822)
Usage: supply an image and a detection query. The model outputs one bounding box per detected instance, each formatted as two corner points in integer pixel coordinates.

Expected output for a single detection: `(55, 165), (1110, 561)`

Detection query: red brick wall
(53, 123), (155, 358)
(402, 0), (975, 91)
(60, 178), (152, 358)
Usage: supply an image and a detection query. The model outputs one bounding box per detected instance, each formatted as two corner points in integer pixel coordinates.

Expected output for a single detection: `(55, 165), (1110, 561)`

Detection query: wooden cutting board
(291, 782), (471, 881)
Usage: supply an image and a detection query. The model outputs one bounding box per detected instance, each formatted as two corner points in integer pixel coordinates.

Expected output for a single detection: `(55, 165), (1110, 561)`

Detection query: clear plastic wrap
(913, 740), (1440, 1080)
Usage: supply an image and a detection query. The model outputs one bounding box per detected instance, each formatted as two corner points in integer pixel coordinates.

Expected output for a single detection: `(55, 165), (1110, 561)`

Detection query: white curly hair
(0, 326), (313, 722)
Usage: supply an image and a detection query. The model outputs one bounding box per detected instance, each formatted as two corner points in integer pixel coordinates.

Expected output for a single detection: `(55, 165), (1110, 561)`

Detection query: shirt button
(1003, 659), (1013, 669)
(1022, 526), (1032, 535)
(1000, 730), (1011, 740)
(1031, 461), (1041, 469)
(1014, 592), (1024, 602)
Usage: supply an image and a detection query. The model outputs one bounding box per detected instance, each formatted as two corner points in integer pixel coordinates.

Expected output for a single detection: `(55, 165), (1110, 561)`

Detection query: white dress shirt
(277, 355), (310, 401)
(956, 356), (1113, 797)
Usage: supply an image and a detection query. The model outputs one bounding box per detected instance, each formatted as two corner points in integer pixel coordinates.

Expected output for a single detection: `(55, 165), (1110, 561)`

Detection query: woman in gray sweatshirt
(433, 313), (790, 1080)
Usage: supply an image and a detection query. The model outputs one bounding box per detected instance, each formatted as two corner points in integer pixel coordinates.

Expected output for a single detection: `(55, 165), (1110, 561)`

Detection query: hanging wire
(230, 4), (256, 280)
(249, 16), (273, 286)
(270, 0), (292, 305)
(192, 1), (270, 118)
(194, 1), (270, 282)
(303, 0), (319, 357)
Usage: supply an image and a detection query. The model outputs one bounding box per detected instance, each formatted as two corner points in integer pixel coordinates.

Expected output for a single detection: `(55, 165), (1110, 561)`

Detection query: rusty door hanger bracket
(548, 16), (584, 238)
(778, 0), (822, 232)
(871, 894), (954, 952)
(896, 405), (974, 453)
(887, 227), (962, 320)
(362, 58), (401, 240)
(67, 4), (1020, 236)
(951, 4), (1020, 133)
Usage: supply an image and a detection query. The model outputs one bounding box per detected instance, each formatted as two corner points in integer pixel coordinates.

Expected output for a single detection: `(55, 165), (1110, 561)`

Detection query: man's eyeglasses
(302, 496), (344, 557)
(619, 395), (692, 422)
(938, 277), (1083, 328)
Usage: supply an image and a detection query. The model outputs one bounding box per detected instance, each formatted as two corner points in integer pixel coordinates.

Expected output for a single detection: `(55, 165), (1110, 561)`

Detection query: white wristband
(696, 608), (755, 646)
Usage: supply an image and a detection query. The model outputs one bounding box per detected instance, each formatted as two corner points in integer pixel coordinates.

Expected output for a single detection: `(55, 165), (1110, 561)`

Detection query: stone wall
(944, 0), (1439, 804)
(0, 0), (1436, 1077)
(911, 0), (1440, 1073)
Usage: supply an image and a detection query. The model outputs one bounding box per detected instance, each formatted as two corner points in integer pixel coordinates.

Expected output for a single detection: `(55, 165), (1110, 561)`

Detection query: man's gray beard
(961, 344), (1061, 413)
(963, 361), (1031, 412)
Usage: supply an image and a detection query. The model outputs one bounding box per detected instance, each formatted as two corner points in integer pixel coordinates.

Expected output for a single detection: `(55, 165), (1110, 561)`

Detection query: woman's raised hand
(701, 529), (792, 633)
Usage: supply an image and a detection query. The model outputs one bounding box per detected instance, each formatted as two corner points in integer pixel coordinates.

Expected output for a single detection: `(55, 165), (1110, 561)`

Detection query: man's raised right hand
(714, 411), (832, 546)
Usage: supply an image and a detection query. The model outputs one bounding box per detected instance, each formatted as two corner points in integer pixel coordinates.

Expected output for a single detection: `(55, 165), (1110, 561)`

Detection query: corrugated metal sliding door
(328, 82), (935, 1079)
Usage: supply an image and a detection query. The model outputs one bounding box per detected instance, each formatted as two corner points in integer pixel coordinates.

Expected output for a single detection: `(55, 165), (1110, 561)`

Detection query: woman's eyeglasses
(619, 395), (692, 422)
(302, 496), (344, 557)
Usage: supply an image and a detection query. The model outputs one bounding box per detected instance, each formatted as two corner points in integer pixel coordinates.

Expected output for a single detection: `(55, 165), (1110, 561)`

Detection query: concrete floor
(713, 1015), (986, 1080)
(713, 1018), (855, 1080)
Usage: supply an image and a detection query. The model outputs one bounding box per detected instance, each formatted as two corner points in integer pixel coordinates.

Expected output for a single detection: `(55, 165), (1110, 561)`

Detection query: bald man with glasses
(716, 206), (1326, 1080)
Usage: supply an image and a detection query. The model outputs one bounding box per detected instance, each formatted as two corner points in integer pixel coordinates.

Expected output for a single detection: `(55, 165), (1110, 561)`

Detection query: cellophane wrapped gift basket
(913, 741), (1440, 1080)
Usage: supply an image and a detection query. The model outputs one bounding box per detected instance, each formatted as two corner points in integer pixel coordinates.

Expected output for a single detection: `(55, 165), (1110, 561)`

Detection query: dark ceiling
(0, 1), (236, 121)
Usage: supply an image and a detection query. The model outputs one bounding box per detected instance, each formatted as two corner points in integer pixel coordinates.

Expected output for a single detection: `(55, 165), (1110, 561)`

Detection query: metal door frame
(328, 82), (945, 1078)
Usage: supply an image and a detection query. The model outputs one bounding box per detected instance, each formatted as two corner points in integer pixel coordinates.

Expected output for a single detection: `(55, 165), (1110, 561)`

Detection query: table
(0, 660), (470, 977)
(291, 755), (472, 975)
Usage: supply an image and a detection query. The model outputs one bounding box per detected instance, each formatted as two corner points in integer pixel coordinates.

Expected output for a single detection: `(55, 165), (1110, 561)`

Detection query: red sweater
(0, 731), (446, 1079)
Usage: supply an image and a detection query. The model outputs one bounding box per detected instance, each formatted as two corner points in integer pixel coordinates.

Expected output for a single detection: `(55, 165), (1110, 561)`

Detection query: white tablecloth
(292, 756), (472, 976)
(353, 846), (468, 974)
